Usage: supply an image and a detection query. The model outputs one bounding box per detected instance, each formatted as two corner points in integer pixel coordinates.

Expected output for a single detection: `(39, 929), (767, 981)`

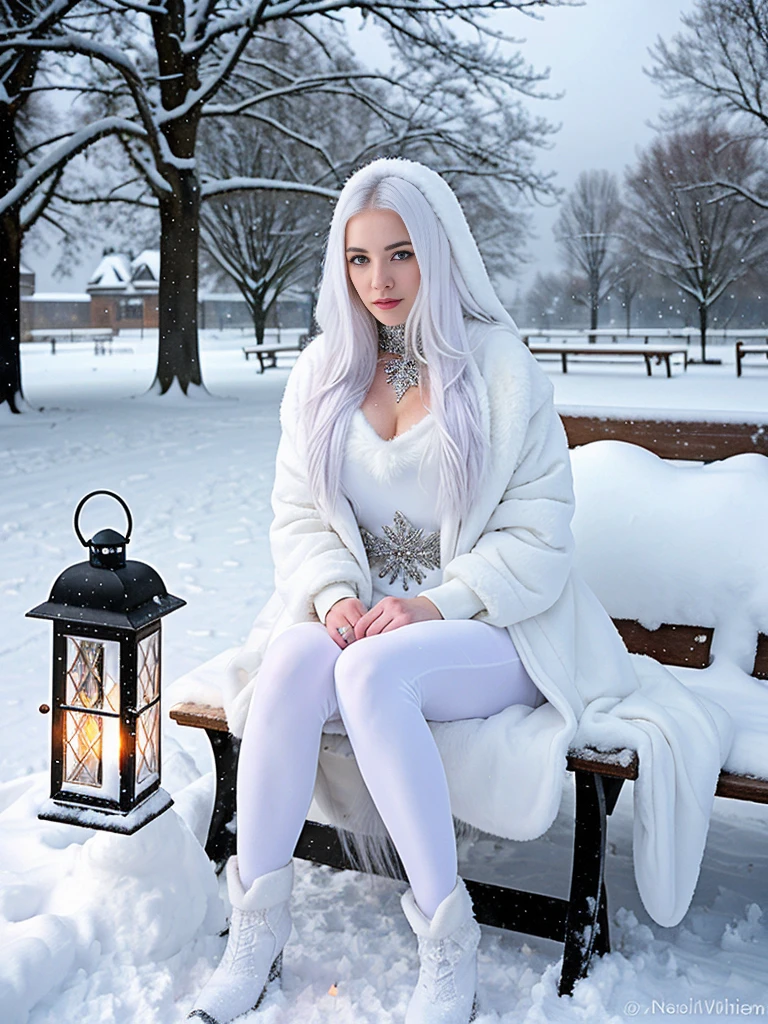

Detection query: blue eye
(348, 255), (368, 265)
(392, 250), (413, 260)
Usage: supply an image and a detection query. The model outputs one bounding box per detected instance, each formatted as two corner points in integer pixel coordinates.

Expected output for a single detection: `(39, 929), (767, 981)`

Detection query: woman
(188, 158), (729, 1024)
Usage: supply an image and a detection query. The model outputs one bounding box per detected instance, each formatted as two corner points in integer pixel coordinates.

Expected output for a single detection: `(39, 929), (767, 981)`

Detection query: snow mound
(0, 768), (223, 1023)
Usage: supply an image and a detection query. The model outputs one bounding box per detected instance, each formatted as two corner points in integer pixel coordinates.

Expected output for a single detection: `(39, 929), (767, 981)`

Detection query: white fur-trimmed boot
(401, 877), (481, 1023)
(187, 857), (293, 1024)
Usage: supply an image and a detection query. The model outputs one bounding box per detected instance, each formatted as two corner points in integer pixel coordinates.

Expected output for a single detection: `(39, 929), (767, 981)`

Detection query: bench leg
(643, 355), (652, 376)
(561, 353), (568, 374)
(559, 771), (609, 996)
(204, 729), (241, 868)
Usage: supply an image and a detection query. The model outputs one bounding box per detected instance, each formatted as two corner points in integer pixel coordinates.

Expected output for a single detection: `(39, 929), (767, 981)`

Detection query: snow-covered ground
(2, 330), (768, 1023)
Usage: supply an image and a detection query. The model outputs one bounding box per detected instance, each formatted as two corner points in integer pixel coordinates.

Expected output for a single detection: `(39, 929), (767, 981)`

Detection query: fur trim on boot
(401, 877), (480, 1023)
(187, 857), (293, 1024)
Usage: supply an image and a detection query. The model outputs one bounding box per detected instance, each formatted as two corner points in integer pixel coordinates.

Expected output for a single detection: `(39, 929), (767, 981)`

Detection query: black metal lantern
(27, 491), (186, 833)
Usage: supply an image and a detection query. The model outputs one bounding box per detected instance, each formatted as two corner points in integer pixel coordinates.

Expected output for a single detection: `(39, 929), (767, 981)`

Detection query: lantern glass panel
(66, 636), (120, 713)
(64, 710), (103, 787)
(61, 636), (121, 801)
(137, 631), (159, 708)
(135, 703), (160, 794)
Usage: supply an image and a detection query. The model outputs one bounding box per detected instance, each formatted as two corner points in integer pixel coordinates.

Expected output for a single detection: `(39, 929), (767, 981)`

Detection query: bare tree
(613, 248), (646, 334)
(554, 170), (623, 333)
(648, 0), (768, 209)
(3, 1), (570, 399)
(624, 124), (768, 361)
(199, 120), (331, 344)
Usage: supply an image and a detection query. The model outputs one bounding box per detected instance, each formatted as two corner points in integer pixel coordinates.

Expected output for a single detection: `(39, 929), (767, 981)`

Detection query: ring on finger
(337, 625), (350, 637)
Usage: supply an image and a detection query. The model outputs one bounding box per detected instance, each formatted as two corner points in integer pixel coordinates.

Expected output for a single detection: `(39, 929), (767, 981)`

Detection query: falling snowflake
(361, 511), (440, 590)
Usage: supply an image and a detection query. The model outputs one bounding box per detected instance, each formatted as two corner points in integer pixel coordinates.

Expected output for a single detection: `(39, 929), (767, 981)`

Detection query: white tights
(236, 618), (540, 918)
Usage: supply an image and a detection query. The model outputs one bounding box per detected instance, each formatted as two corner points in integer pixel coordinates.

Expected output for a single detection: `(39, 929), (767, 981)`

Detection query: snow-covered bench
(735, 340), (768, 376)
(169, 411), (768, 997)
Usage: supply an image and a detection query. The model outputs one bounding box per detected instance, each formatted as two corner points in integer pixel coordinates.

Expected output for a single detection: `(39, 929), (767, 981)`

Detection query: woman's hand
(325, 596), (368, 648)
(354, 595), (442, 639)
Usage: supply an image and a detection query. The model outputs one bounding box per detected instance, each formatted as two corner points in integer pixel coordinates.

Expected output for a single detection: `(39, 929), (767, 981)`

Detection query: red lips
(373, 299), (402, 309)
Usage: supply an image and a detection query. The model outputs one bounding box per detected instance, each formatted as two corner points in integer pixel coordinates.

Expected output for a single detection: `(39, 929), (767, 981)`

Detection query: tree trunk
(0, 207), (23, 413)
(588, 275), (599, 338)
(625, 295), (632, 335)
(698, 302), (708, 363)
(250, 302), (267, 347)
(152, 169), (204, 394)
(0, 104), (23, 413)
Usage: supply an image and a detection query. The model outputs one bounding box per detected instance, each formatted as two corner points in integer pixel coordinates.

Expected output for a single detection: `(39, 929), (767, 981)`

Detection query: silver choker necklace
(377, 321), (406, 356)
(376, 321), (419, 402)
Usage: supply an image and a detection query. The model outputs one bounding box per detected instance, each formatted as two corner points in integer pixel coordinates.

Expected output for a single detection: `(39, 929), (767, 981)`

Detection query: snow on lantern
(28, 491), (185, 833)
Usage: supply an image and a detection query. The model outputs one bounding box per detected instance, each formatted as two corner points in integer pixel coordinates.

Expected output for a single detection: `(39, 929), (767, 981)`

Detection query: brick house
(87, 251), (160, 332)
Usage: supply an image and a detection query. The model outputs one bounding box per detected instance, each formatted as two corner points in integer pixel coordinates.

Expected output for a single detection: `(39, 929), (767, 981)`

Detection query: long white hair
(304, 167), (507, 524)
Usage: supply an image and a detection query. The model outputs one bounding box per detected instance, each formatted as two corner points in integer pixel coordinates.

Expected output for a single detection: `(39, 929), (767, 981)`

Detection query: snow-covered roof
(20, 262), (34, 276)
(22, 293), (90, 302)
(131, 250), (160, 288)
(87, 253), (132, 292)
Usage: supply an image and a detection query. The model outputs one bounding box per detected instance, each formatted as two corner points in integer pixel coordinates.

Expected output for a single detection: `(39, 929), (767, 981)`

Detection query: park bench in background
(243, 333), (309, 373)
(169, 409), (768, 997)
(24, 327), (114, 355)
(525, 340), (689, 377)
(736, 340), (768, 376)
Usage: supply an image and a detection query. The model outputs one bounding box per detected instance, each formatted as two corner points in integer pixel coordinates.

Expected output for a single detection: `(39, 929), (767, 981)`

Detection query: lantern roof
(27, 558), (185, 630)
(90, 527), (127, 548)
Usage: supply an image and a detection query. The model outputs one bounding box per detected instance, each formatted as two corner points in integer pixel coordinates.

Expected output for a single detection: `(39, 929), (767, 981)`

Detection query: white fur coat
(223, 322), (733, 929)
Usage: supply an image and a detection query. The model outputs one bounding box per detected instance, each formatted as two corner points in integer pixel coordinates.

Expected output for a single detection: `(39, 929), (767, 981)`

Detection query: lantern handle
(74, 490), (133, 548)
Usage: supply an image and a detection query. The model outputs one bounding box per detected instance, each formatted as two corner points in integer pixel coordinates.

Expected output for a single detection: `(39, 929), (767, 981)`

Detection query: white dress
(340, 409), (444, 604)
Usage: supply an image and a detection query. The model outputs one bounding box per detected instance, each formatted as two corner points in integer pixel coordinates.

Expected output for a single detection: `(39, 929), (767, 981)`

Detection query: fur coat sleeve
(433, 385), (575, 628)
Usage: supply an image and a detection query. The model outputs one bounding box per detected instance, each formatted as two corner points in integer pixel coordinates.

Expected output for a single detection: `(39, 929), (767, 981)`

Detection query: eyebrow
(345, 240), (413, 253)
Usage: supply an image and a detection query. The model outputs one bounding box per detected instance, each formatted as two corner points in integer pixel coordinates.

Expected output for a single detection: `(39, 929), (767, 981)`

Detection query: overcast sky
(27, 0), (695, 294)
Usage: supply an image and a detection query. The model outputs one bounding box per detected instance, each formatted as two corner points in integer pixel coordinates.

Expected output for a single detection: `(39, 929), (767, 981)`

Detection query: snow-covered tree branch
(5, 0), (568, 397)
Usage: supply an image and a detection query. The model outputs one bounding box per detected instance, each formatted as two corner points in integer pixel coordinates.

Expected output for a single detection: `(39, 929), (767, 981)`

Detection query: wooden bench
(243, 334), (309, 373)
(169, 412), (768, 997)
(736, 340), (768, 376)
(526, 342), (689, 377)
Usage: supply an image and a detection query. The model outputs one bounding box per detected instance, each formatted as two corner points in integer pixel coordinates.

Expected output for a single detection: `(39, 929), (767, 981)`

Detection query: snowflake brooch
(361, 511), (441, 590)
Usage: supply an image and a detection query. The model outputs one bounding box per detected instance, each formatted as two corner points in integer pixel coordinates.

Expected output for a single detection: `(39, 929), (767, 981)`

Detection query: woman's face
(345, 208), (421, 327)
